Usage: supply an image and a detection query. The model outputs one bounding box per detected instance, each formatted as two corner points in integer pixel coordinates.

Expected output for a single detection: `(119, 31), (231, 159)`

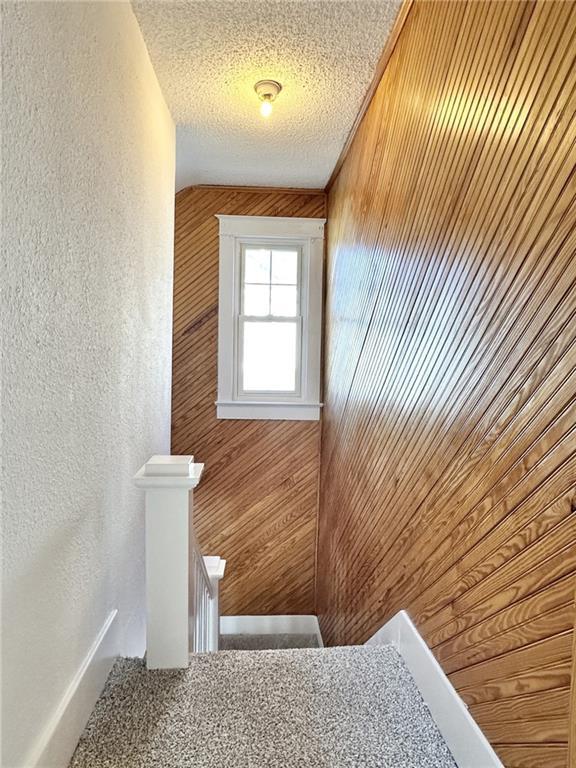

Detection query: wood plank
(322, 0), (572, 596)
(447, 630), (574, 688)
(469, 688), (571, 723)
(458, 661), (571, 706)
(324, 15), (576, 632)
(172, 186), (325, 614)
(326, 0), (414, 190)
(482, 717), (568, 745)
(493, 744), (568, 768)
(317, 0), (576, 763)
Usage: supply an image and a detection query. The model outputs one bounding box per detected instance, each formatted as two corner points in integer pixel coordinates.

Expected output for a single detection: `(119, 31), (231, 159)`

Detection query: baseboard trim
(366, 610), (503, 768)
(25, 609), (118, 768)
(220, 615), (323, 647)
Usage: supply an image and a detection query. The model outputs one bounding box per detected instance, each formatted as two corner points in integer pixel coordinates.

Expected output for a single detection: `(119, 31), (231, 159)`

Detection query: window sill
(215, 401), (322, 421)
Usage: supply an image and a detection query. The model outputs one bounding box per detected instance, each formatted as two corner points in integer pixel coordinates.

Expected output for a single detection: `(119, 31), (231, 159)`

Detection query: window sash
(240, 243), (301, 318)
(235, 241), (304, 400)
(236, 315), (303, 398)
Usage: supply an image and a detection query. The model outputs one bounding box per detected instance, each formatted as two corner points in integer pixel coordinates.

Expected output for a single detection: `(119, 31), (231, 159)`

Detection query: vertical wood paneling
(172, 185), (326, 615)
(317, 1), (576, 765)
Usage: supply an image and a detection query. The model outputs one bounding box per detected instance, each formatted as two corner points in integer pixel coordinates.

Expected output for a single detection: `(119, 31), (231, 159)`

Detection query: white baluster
(203, 587), (209, 651)
(197, 561), (203, 651)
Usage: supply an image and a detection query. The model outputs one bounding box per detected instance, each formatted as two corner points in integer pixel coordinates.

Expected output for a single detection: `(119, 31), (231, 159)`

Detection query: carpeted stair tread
(69, 645), (456, 767)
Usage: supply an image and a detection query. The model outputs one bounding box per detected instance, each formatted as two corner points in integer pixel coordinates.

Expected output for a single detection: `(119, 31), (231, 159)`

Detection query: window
(216, 215), (325, 420)
(240, 245), (300, 394)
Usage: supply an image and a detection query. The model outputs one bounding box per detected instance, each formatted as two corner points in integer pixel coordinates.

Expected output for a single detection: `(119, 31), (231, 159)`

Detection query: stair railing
(134, 455), (225, 669)
(189, 536), (226, 653)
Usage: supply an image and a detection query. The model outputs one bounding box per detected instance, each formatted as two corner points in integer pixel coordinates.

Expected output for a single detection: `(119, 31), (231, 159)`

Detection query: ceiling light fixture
(254, 79), (282, 118)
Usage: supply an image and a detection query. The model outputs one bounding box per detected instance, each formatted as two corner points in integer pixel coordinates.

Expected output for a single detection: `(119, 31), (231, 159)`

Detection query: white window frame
(216, 214), (325, 421)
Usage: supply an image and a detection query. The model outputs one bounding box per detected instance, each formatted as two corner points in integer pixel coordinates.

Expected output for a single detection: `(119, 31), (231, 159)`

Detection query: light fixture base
(254, 79), (282, 102)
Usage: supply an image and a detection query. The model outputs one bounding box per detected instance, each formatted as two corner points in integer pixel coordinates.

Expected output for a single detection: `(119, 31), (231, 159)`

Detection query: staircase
(69, 644), (456, 768)
(117, 457), (493, 767)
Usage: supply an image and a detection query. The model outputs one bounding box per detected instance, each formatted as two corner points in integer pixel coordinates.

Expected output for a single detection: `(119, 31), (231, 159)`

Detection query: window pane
(270, 285), (298, 317)
(244, 284), (270, 316)
(271, 250), (298, 284)
(242, 321), (298, 392)
(244, 249), (270, 283)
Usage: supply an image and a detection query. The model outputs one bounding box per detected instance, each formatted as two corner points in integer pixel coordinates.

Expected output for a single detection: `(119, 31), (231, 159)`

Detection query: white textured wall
(1, 2), (175, 766)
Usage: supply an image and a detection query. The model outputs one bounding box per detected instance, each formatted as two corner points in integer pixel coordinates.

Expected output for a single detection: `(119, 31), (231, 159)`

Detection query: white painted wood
(135, 458), (226, 663)
(217, 231), (237, 412)
(25, 610), (118, 768)
(144, 487), (190, 668)
(366, 610), (503, 768)
(216, 402), (322, 420)
(134, 458), (205, 669)
(188, 536), (222, 654)
(190, 529), (210, 654)
(216, 215), (326, 238)
(133, 461), (203, 489)
(221, 614), (323, 646)
(144, 454), (194, 476)
(204, 556), (226, 652)
(216, 215), (325, 420)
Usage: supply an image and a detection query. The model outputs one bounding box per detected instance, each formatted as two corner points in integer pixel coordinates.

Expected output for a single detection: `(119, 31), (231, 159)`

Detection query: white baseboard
(366, 610), (503, 768)
(24, 609), (118, 768)
(220, 615), (323, 647)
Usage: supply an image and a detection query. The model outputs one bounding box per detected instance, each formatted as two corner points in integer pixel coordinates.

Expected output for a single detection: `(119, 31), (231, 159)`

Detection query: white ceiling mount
(254, 79), (282, 102)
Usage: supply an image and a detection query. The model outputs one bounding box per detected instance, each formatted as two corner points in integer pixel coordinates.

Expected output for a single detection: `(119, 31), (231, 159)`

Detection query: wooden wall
(316, 1), (576, 766)
(172, 185), (325, 615)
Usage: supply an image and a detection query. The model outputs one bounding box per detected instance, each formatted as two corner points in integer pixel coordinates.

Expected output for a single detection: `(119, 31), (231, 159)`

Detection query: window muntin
(238, 244), (302, 396)
(241, 246), (299, 317)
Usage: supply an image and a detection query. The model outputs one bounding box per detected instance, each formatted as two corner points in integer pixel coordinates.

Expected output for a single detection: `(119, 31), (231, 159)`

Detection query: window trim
(215, 214), (325, 421)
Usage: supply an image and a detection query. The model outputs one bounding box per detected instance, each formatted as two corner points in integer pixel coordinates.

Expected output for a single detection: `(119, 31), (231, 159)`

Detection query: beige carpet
(69, 645), (456, 768)
(219, 633), (319, 650)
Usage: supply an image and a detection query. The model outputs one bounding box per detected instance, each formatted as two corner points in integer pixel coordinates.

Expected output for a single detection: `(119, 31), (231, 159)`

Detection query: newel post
(133, 455), (203, 670)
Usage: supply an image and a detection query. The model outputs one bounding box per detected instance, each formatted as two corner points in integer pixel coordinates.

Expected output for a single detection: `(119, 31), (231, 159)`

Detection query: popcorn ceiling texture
(1, 2), (174, 765)
(132, 0), (402, 190)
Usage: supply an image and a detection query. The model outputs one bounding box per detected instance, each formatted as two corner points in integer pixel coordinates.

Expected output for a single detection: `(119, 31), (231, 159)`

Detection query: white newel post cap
(203, 555), (226, 582)
(133, 455), (204, 488)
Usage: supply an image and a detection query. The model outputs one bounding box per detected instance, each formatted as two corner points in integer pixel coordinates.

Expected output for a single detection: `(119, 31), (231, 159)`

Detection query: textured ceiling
(132, 0), (401, 190)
